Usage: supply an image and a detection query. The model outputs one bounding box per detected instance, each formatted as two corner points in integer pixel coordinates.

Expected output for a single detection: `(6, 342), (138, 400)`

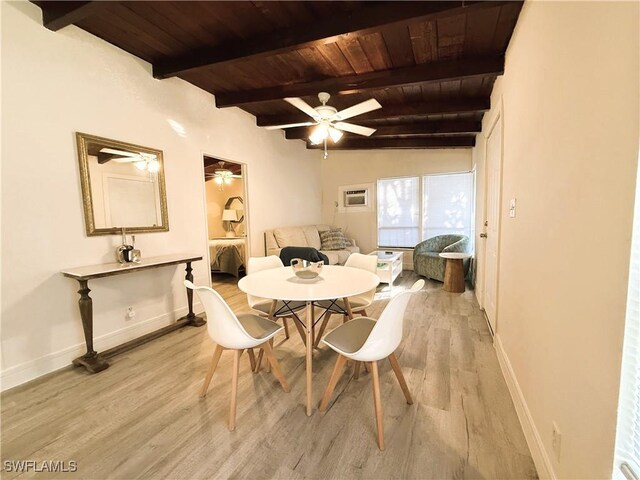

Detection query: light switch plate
(509, 198), (517, 218)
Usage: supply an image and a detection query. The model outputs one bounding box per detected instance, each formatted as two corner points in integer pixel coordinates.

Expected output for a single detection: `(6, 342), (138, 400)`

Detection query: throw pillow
(320, 229), (350, 251)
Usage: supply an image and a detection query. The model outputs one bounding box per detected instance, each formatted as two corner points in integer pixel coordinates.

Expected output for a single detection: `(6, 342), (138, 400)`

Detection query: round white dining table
(238, 265), (379, 416)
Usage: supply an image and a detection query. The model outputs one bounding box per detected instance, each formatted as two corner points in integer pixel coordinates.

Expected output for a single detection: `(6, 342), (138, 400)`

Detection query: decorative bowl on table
(291, 258), (324, 280)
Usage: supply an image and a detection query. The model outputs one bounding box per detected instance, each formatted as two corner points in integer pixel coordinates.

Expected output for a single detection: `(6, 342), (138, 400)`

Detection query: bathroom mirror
(76, 132), (169, 236)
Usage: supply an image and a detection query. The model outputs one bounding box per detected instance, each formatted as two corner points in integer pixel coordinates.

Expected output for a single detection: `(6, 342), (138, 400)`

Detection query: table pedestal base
(443, 258), (466, 293)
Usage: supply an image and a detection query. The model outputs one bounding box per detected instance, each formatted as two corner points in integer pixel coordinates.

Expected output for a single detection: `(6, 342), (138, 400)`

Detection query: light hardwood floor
(1, 272), (537, 479)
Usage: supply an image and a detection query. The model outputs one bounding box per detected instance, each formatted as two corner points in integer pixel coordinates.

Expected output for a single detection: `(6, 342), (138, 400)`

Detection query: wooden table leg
(306, 301), (313, 416)
(443, 258), (465, 293)
(72, 280), (109, 373)
(343, 297), (354, 320)
(184, 262), (206, 326)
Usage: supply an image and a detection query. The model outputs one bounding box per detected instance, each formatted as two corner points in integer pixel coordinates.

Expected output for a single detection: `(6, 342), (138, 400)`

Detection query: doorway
(482, 112), (503, 335)
(203, 156), (248, 285)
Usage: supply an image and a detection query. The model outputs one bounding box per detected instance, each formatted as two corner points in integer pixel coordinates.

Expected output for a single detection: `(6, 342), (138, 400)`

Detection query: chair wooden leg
(200, 345), (224, 397)
(261, 341), (291, 392)
(255, 348), (264, 373)
(265, 338), (273, 373)
(371, 361), (385, 450)
(229, 349), (241, 431)
(247, 349), (256, 372)
(388, 353), (413, 404)
(319, 355), (348, 412)
(361, 309), (368, 317)
(314, 313), (331, 348)
(342, 315), (348, 324)
(292, 316), (307, 346)
(354, 361), (361, 380)
(364, 362), (371, 373)
(282, 317), (290, 339)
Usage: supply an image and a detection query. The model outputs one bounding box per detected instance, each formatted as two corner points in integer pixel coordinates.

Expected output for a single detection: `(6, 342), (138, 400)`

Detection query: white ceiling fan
(265, 92), (382, 156)
(98, 148), (160, 172)
(205, 161), (242, 186)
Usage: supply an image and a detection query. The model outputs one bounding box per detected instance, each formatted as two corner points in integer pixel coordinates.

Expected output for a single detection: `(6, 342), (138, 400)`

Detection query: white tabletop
(439, 252), (472, 260)
(238, 265), (379, 302)
(61, 254), (202, 280)
(369, 250), (403, 261)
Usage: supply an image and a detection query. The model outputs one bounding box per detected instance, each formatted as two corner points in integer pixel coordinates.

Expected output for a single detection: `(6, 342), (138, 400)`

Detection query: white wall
(0, 1), (321, 390)
(320, 149), (472, 266)
(472, 2), (639, 478)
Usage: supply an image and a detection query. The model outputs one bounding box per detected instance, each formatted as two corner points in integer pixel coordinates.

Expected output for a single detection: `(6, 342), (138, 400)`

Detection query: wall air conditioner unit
(344, 189), (369, 208)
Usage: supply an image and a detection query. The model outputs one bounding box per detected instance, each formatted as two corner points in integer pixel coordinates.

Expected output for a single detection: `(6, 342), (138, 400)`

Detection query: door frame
(200, 152), (251, 285)
(480, 98), (504, 335)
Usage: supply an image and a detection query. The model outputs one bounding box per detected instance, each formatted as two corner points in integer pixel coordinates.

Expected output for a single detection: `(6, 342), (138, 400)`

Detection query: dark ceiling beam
(36, 1), (108, 31)
(153, 1), (510, 79)
(306, 137), (476, 150)
(257, 97), (490, 128)
(216, 56), (503, 108)
(286, 121), (481, 140)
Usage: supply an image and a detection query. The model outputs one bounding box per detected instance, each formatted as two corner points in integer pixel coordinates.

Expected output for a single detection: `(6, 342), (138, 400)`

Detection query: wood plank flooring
(1, 272), (537, 479)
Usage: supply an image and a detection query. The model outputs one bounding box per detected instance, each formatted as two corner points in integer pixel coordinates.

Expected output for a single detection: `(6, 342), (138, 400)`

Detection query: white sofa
(265, 224), (359, 265)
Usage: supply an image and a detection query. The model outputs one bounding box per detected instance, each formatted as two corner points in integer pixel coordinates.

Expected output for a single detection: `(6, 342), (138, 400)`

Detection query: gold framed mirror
(76, 132), (169, 236)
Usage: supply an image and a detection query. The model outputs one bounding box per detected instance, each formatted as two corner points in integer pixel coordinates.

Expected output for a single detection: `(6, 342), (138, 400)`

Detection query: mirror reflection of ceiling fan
(98, 148), (160, 173)
(205, 161), (242, 186)
(264, 92), (382, 158)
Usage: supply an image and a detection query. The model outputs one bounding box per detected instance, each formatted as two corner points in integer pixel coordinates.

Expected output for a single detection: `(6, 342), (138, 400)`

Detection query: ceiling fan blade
(111, 157), (138, 163)
(263, 121), (315, 130)
(99, 148), (139, 158)
(284, 98), (319, 119)
(231, 174), (242, 178)
(334, 99), (382, 121)
(333, 122), (377, 137)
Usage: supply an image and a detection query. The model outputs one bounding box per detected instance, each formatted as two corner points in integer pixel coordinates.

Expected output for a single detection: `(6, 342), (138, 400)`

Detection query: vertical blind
(377, 173), (474, 249)
(615, 163), (640, 480)
(377, 177), (420, 248)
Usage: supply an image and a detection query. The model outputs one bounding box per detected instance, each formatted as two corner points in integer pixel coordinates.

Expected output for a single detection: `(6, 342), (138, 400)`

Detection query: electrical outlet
(126, 306), (136, 320)
(551, 422), (561, 462)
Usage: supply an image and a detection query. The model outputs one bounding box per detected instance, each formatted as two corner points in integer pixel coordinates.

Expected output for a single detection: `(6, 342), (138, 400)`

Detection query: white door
(483, 115), (502, 334)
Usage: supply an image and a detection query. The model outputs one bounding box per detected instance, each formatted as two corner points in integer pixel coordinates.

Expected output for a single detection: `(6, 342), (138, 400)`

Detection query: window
(377, 172), (475, 249)
(614, 163), (640, 480)
(423, 173), (474, 241)
(377, 177), (420, 248)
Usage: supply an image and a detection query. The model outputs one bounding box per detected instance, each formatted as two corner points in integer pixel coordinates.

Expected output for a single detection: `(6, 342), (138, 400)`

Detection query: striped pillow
(320, 229), (350, 251)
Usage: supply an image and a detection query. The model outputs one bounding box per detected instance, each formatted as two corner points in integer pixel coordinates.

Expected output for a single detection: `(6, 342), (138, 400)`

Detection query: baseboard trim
(0, 302), (203, 392)
(494, 334), (556, 479)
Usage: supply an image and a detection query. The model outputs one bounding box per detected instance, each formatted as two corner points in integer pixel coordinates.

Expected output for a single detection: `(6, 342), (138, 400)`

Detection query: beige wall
(473, 2), (639, 478)
(320, 149), (473, 266)
(205, 178), (245, 238)
(0, 1), (321, 389)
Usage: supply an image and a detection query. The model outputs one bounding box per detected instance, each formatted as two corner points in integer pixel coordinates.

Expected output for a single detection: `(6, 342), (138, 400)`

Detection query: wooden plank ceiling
(33, 1), (523, 150)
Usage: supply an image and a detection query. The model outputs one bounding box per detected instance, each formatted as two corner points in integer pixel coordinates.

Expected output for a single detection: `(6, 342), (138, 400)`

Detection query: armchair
(413, 235), (471, 282)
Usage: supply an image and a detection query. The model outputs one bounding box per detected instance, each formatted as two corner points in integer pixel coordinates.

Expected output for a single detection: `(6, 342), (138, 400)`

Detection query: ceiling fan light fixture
(309, 124), (328, 145)
(328, 127), (343, 143)
(147, 159), (160, 173)
(135, 160), (147, 171)
(214, 176), (223, 185)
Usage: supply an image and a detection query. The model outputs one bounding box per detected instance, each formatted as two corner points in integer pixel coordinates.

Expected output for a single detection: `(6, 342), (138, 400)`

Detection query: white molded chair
(314, 253), (379, 347)
(185, 280), (290, 431)
(247, 256), (307, 371)
(247, 256), (307, 338)
(318, 279), (425, 450)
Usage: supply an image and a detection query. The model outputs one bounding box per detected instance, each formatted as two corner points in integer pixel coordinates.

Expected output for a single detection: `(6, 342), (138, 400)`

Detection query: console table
(62, 254), (205, 374)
